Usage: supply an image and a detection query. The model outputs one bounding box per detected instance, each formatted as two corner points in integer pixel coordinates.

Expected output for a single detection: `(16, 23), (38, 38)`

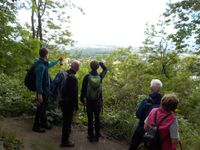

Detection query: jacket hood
(34, 58), (48, 66)
(149, 92), (162, 104)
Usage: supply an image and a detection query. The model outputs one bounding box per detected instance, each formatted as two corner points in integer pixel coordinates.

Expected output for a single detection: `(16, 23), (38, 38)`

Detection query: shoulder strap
(179, 141), (183, 150)
(61, 71), (68, 79)
(147, 96), (153, 103)
(153, 110), (158, 125)
(153, 109), (171, 127)
(158, 112), (171, 127)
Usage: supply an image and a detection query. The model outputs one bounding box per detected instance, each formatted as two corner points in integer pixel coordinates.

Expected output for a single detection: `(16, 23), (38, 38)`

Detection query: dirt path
(0, 118), (128, 150)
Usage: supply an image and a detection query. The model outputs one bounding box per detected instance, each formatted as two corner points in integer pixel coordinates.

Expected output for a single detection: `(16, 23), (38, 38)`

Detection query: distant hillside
(67, 45), (118, 57)
(67, 44), (141, 57)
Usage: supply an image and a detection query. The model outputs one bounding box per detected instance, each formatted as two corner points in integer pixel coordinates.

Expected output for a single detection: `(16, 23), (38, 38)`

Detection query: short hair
(71, 60), (80, 68)
(90, 60), (99, 70)
(150, 79), (163, 88)
(161, 94), (179, 111)
(39, 47), (48, 58)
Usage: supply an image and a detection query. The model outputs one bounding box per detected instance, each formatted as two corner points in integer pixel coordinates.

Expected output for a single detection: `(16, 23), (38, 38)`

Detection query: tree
(0, 0), (17, 42)
(142, 20), (179, 78)
(164, 0), (200, 53)
(0, 0), (39, 74)
(21, 0), (84, 49)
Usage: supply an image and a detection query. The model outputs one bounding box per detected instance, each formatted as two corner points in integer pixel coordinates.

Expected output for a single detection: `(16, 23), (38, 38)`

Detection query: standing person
(60, 61), (80, 147)
(144, 94), (180, 150)
(32, 47), (62, 133)
(129, 79), (163, 150)
(80, 61), (107, 142)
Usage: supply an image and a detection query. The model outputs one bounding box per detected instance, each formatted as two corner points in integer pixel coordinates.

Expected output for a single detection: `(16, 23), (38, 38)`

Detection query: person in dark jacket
(129, 79), (163, 150)
(60, 61), (80, 147)
(80, 61), (107, 142)
(33, 47), (62, 133)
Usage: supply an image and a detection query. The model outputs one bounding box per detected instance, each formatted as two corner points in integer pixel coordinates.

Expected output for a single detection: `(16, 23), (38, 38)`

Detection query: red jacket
(147, 108), (176, 150)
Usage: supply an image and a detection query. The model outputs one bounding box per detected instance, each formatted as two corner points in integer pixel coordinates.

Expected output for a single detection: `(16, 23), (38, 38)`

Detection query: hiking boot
(60, 140), (75, 147)
(32, 127), (46, 133)
(41, 124), (52, 130)
(94, 136), (99, 142)
(87, 135), (94, 142)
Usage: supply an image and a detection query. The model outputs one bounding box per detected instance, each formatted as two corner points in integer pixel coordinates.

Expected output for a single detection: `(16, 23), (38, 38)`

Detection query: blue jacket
(34, 58), (57, 94)
(135, 92), (162, 133)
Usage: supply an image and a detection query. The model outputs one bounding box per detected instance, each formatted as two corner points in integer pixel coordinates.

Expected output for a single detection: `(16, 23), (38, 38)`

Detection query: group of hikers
(26, 47), (180, 150)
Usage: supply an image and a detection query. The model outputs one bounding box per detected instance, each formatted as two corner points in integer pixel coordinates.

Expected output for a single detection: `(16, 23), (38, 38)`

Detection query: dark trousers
(86, 100), (100, 137)
(60, 101), (74, 143)
(129, 128), (144, 150)
(33, 94), (48, 128)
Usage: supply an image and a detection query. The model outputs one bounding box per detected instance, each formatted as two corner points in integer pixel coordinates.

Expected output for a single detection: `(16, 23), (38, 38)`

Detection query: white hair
(150, 79), (163, 88)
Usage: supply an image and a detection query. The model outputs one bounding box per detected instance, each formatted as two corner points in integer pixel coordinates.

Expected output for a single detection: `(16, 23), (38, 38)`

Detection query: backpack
(24, 65), (36, 91)
(143, 110), (171, 150)
(86, 74), (102, 100)
(140, 97), (160, 122)
(50, 71), (68, 101)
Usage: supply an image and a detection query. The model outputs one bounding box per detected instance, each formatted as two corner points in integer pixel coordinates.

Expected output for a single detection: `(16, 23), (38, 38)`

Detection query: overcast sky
(70, 0), (168, 47)
(18, 0), (170, 47)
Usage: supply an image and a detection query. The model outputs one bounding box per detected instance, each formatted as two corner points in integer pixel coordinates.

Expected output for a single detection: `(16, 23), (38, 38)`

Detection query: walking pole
(179, 141), (183, 150)
(83, 104), (86, 112)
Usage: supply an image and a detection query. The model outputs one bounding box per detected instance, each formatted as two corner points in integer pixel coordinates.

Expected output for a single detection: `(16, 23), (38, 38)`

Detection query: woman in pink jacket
(144, 94), (180, 150)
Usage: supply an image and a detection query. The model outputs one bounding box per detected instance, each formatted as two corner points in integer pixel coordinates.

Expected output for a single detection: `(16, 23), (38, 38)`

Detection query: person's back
(129, 79), (163, 150)
(80, 61), (107, 142)
(32, 47), (62, 133)
(60, 61), (80, 148)
(144, 95), (180, 150)
(136, 92), (162, 134)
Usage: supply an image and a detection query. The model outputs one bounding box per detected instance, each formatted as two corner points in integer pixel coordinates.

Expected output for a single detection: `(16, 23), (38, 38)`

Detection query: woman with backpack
(144, 94), (180, 150)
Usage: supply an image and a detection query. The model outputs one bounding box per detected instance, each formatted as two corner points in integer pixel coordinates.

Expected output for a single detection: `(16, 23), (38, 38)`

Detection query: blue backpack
(139, 97), (160, 122)
(50, 71), (68, 101)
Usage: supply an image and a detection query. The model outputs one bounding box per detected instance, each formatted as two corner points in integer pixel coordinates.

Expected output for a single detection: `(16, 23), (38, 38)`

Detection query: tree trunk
(31, 7), (35, 39)
(37, 0), (42, 46)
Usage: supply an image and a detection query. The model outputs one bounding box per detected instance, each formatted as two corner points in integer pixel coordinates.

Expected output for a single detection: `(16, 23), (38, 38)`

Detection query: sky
(18, 0), (169, 48)
(70, 0), (169, 47)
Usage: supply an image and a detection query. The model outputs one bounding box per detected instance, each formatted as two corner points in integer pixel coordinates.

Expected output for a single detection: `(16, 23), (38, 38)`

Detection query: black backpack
(143, 110), (171, 150)
(140, 97), (160, 122)
(24, 65), (36, 91)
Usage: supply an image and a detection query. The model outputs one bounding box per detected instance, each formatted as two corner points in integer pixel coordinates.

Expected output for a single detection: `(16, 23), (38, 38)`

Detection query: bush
(0, 127), (23, 150)
(178, 115), (200, 150)
(0, 73), (35, 116)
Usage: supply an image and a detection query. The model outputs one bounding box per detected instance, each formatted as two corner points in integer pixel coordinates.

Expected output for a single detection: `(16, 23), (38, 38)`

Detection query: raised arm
(99, 62), (107, 79)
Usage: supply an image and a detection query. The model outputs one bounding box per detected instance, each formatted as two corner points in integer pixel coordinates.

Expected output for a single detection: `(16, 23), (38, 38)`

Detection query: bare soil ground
(0, 118), (128, 150)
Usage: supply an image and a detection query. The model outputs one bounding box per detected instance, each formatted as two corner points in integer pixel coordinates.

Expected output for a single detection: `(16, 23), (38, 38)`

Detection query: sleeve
(99, 63), (107, 79)
(48, 60), (57, 68)
(169, 118), (180, 140)
(144, 116), (149, 124)
(35, 64), (45, 94)
(136, 99), (147, 119)
(80, 75), (89, 103)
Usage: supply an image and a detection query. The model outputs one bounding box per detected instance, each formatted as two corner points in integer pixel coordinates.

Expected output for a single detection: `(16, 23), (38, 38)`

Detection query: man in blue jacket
(32, 47), (62, 133)
(129, 79), (163, 150)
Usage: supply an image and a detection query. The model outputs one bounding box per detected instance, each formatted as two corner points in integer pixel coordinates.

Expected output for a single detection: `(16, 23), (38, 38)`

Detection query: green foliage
(0, 73), (35, 116)
(0, 1), (199, 148)
(20, 0), (83, 47)
(0, 127), (23, 150)
(178, 115), (200, 150)
(46, 100), (62, 125)
(142, 20), (180, 78)
(164, 0), (200, 52)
